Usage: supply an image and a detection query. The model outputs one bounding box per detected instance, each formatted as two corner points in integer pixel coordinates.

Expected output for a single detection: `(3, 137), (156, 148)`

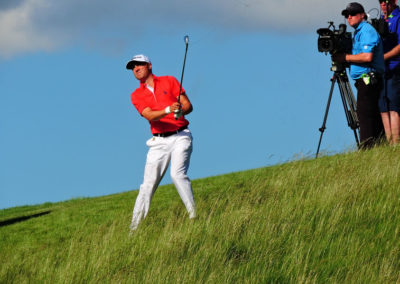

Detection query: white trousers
(130, 128), (196, 230)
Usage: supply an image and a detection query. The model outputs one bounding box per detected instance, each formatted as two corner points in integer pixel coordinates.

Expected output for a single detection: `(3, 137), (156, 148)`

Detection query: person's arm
(385, 19), (400, 61)
(384, 44), (400, 60)
(332, 52), (373, 63)
(141, 102), (181, 122)
(141, 93), (193, 122)
(345, 52), (373, 63)
(179, 93), (193, 115)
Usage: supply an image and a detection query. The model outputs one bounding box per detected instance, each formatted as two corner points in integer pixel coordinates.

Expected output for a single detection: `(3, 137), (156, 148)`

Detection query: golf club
(175, 35), (189, 120)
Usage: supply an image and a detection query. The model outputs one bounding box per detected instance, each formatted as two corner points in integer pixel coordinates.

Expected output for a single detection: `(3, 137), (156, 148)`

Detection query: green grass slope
(1, 146), (400, 283)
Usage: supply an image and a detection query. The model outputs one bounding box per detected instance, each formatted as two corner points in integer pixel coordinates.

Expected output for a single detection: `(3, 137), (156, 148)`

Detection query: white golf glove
(174, 109), (183, 119)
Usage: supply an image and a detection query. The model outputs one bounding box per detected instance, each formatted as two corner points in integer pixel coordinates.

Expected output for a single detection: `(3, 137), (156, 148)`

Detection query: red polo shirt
(131, 75), (189, 134)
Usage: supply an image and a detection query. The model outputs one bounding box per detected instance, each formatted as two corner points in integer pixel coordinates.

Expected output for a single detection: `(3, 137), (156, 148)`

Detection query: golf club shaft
(175, 36), (189, 119)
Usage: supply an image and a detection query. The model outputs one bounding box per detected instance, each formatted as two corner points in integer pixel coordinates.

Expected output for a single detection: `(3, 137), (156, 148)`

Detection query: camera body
(317, 22), (353, 55)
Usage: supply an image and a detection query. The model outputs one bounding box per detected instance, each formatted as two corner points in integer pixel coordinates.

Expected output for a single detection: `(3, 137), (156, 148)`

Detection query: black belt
(153, 126), (188, 137)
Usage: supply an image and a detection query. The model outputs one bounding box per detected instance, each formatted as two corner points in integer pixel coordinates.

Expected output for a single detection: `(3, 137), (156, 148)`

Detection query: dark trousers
(355, 79), (384, 149)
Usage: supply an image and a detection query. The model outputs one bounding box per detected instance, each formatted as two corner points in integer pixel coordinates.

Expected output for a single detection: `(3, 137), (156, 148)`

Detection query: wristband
(165, 106), (171, 114)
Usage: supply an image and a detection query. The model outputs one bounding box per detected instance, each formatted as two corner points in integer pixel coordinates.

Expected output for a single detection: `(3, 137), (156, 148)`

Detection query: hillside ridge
(1, 146), (400, 283)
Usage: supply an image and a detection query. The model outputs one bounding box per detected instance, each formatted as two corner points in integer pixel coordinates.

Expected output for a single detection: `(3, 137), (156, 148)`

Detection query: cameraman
(379, 0), (400, 144)
(333, 2), (385, 148)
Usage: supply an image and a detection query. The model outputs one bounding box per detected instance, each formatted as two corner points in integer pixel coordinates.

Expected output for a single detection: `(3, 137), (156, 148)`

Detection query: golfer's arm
(180, 94), (193, 115)
(345, 52), (373, 63)
(141, 94), (192, 121)
(141, 108), (169, 122)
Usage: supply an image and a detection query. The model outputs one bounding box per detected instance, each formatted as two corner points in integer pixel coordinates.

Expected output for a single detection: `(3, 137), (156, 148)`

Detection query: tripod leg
(336, 73), (360, 148)
(353, 129), (360, 147)
(316, 76), (337, 158)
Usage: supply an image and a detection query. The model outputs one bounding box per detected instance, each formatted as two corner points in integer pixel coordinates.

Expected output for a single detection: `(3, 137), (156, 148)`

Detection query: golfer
(126, 54), (196, 231)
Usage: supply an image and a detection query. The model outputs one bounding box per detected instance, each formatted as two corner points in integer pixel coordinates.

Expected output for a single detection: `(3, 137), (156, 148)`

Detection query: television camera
(317, 22), (352, 55)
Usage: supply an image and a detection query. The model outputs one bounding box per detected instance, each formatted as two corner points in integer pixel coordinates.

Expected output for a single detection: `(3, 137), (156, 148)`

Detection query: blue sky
(1, 0), (380, 209)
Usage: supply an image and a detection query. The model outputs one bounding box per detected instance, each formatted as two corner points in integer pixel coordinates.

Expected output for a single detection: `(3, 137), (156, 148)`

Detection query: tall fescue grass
(1, 145), (400, 283)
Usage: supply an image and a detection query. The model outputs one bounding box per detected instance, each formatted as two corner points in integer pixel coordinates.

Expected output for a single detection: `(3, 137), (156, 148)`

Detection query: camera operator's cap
(126, 54), (151, 70)
(341, 2), (365, 17)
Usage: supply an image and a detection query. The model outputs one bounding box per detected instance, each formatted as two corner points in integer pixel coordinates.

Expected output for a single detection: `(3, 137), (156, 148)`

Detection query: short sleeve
(131, 92), (147, 116)
(360, 27), (380, 53)
(396, 18), (400, 45)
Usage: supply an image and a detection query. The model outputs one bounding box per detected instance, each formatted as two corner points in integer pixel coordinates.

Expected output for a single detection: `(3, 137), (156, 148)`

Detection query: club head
(184, 35), (189, 45)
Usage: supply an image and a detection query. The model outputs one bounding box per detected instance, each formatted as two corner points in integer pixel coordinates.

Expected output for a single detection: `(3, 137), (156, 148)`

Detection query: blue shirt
(382, 6), (400, 74)
(350, 21), (385, 79)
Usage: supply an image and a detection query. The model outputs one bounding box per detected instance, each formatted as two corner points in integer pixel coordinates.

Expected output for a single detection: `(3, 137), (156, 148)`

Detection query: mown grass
(1, 145), (400, 283)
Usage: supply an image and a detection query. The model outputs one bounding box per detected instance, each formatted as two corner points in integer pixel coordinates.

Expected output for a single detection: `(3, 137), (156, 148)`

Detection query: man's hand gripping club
(165, 102), (182, 119)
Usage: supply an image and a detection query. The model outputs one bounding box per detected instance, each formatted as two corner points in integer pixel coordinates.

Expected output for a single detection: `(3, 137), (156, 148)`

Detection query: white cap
(126, 54), (151, 69)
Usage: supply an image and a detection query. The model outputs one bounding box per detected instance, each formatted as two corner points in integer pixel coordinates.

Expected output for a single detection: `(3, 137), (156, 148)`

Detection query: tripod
(316, 63), (360, 158)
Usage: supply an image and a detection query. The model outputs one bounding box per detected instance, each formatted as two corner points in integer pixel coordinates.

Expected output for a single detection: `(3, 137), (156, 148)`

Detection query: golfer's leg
(131, 139), (170, 230)
(170, 131), (196, 218)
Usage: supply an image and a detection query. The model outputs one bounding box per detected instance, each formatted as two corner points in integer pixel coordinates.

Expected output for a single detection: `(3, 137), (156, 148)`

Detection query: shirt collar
(139, 74), (158, 88)
(382, 6), (399, 19)
(391, 6), (400, 17)
(355, 20), (366, 32)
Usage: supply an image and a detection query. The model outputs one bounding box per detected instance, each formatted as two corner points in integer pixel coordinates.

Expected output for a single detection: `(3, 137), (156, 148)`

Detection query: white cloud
(0, 0), (381, 58)
(201, 0), (380, 31)
(0, 0), (57, 58)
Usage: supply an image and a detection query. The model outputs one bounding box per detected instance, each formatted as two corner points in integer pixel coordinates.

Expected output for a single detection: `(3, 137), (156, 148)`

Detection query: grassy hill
(1, 146), (400, 283)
